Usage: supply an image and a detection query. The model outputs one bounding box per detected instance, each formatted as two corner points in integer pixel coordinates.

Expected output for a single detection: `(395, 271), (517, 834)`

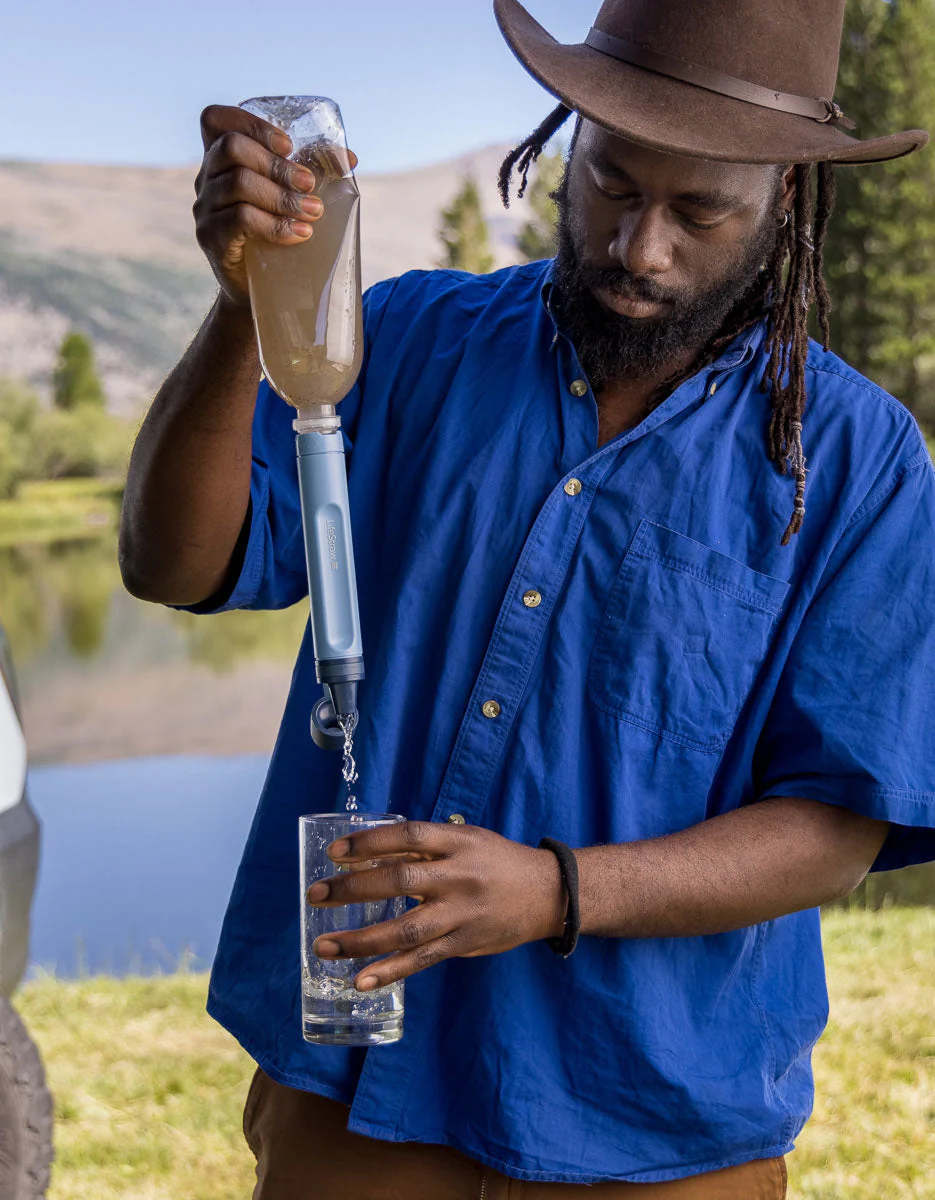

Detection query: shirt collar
(538, 257), (767, 377)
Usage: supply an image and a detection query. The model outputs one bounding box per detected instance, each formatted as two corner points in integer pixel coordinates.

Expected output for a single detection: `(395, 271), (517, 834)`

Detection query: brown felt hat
(495, 0), (928, 165)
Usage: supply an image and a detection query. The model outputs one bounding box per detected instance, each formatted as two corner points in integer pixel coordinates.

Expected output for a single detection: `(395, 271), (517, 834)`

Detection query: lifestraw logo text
(326, 520), (339, 571)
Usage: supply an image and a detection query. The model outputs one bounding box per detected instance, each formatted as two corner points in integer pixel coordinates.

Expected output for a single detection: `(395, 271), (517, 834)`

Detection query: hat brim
(495, 0), (928, 165)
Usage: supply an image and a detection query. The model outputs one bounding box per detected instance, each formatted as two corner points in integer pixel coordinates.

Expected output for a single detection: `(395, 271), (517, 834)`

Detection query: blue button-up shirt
(198, 260), (935, 1184)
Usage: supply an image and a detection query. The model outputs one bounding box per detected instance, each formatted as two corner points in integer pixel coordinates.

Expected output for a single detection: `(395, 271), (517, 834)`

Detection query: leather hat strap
(585, 27), (856, 129)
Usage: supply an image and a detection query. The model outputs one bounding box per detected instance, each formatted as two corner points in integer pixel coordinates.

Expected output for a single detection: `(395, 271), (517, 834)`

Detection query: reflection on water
(0, 534), (308, 763)
(0, 535), (307, 675)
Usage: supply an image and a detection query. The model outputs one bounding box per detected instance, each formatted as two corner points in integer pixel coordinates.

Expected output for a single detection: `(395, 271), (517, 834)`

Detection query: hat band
(585, 28), (855, 130)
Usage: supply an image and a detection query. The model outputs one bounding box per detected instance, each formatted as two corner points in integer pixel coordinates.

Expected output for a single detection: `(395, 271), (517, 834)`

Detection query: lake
(2, 532), (933, 979)
(0, 530), (304, 976)
(27, 754), (266, 976)
(23, 750), (935, 979)
(0, 535), (306, 762)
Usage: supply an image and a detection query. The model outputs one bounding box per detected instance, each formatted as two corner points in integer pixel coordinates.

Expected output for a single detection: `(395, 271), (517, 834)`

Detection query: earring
(777, 211), (790, 229)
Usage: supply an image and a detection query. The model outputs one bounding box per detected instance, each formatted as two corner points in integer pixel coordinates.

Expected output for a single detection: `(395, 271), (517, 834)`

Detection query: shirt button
(569, 379), (589, 398)
(522, 589), (542, 609)
(447, 813), (466, 825)
(482, 700), (502, 720)
(564, 478), (582, 497)
(708, 381), (718, 396)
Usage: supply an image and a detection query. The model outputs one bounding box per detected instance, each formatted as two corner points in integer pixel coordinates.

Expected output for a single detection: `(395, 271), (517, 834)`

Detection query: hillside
(0, 146), (528, 414)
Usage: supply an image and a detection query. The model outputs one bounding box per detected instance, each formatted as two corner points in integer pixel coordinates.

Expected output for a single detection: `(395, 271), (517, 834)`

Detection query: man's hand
(306, 800), (888, 995)
(193, 105), (330, 306)
(307, 822), (566, 992)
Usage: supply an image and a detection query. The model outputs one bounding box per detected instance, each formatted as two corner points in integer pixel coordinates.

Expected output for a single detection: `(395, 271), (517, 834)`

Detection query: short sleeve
(183, 276), (403, 616)
(756, 452), (935, 871)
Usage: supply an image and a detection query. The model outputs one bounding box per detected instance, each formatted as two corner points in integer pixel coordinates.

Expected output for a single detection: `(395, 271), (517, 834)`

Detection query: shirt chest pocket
(588, 521), (789, 754)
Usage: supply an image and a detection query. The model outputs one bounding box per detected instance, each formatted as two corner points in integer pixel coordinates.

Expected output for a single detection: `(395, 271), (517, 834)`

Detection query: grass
(13, 908), (935, 1199)
(789, 908), (935, 1198)
(0, 478), (123, 547)
(16, 973), (256, 1200)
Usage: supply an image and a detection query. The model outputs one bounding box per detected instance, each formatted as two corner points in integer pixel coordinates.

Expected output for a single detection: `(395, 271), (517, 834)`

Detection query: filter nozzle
(310, 683), (359, 752)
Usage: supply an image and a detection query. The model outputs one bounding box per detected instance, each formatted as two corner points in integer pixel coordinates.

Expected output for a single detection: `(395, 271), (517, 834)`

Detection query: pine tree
(824, 0), (935, 424)
(517, 152), (565, 262)
(52, 331), (105, 411)
(438, 177), (495, 274)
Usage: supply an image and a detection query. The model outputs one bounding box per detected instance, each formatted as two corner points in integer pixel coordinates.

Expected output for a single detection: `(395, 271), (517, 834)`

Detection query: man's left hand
(307, 821), (565, 991)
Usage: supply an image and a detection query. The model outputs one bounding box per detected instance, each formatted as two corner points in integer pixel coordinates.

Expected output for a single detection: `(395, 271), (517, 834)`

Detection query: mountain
(0, 146), (529, 415)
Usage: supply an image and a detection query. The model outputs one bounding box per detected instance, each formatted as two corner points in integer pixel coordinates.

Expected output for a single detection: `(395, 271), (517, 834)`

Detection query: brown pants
(244, 1068), (788, 1200)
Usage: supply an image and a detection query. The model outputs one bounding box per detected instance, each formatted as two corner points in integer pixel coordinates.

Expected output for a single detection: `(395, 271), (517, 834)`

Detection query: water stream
(338, 712), (359, 812)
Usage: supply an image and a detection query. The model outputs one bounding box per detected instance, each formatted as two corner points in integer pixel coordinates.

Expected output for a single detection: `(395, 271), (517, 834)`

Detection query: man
(120, 0), (935, 1195)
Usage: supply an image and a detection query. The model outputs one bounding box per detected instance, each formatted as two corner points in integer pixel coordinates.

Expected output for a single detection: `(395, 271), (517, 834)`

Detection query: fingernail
(329, 839), (350, 859)
(307, 882), (329, 903)
(315, 939), (341, 958)
(357, 976), (379, 992)
(292, 167), (315, 191)
(272, 132), (292, 156)
(292, 221), (313, 238)
(300, 196), (323, 216)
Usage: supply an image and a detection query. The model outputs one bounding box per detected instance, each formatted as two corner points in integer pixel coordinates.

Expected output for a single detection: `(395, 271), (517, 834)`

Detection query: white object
(0, 675), (27, 816)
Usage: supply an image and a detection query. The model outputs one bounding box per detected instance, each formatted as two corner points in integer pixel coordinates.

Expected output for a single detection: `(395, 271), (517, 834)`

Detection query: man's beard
(551, 179), (780, 393)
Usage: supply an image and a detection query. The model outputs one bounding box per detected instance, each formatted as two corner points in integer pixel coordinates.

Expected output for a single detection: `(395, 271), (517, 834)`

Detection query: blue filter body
(295, 430), (364, 681)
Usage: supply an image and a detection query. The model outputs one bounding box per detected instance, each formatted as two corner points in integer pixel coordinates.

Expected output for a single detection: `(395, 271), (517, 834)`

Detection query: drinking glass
(300, 813), (405, 1045)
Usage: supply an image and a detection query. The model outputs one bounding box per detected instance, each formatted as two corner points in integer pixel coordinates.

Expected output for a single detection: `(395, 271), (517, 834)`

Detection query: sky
(1, 1), (584, 173)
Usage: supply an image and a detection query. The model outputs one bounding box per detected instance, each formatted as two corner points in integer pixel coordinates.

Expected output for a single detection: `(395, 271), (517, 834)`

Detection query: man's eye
(594, 181), (637, 202)
(679, 214), (721, 232)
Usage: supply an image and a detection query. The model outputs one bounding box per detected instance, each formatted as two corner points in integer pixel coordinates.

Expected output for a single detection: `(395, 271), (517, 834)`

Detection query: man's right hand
(193, 104), (325, 307)
(121, 103), (362, 605)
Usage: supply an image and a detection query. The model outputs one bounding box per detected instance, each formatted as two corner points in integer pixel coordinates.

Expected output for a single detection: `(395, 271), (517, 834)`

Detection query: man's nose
(611, 207), (675, 277)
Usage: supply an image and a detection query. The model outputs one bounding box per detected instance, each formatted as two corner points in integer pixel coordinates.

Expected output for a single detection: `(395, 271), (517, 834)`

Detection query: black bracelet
(538, 838), (581, 958)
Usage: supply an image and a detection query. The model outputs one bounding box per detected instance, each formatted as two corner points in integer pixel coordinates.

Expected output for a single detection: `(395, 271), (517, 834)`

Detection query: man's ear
(780, 164), (797, 217)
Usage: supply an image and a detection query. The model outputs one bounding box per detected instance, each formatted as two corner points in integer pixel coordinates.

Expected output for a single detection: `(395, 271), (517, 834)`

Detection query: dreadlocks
(499, 106), (838, 547)
(498, 104), (574, 207)
(764, 162), (837, 544)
